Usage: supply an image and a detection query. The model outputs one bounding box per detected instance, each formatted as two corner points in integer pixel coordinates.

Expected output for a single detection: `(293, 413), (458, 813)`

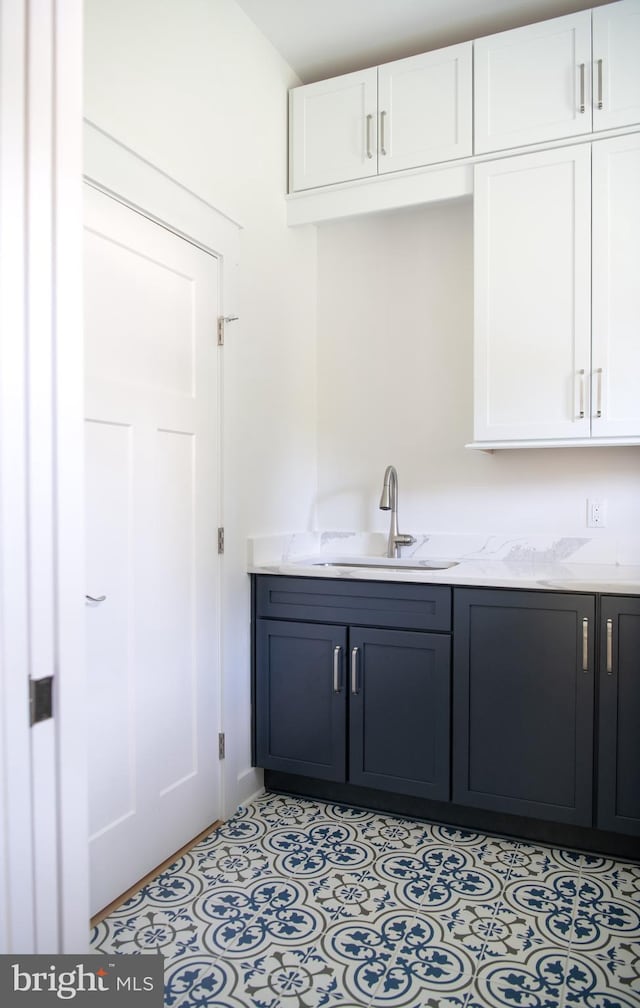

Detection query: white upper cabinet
(591, 133), (640, 438)
(289, 69), (378, 192)
(592, 0), (640, 132)
(376, 44), (472, 175)
(473, 146), (592, 443)
(474, 12), (592, 154)
(473, 132), (640, 446)
(289, 43), (472, 192)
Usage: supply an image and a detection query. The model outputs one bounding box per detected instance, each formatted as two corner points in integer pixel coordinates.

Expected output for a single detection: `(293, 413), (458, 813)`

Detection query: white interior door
(84, 185), (221, 916)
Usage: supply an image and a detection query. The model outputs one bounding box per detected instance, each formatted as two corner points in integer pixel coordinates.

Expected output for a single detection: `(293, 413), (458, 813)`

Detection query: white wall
(84, 0), (318, 812)
(316, 200), (640, 541)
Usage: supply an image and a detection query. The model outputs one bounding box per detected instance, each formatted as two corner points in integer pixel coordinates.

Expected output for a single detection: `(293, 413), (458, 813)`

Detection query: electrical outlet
(587, 499), (607, 528)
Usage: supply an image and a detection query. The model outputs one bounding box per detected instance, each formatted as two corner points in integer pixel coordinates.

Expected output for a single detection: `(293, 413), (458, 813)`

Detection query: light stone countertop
(248, 531), (640, 595)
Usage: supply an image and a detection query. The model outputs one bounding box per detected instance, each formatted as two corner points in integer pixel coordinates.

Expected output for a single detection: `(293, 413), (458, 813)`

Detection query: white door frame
(83, 119), (242, 825)
(0, 0), (86, 953)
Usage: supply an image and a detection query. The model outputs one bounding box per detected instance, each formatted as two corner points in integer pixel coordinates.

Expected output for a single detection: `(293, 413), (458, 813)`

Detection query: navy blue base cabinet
(254, 575), (640, 850)
(598, 596), (640, 837)
(254, 576), (451, 800)
(453, 588), (595, 826)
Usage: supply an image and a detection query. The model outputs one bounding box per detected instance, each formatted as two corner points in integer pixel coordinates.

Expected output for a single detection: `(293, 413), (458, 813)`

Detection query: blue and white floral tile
(375, 847), (452, 909)
(427, 825), (485, 846)
(359, 910), (477, 1006)
(261, 820), (380, 880)
(424, 901), (533, 971)
(461, 837), (582, 884)
(309, 869), (401, 922)
(576, 855), (640, 902)
(473, 947), (569, 1008)
(92, 906), (204, 959)
(192, 840), (273, 888)
(418, 846), (506, 913)
(163, 956), (246, 1008)
(359, 814), (439, 855)
(563, 949), (640, 1007)
(500, 870), (580, 948)
(91, 795), (640, 1008)
(320, 909), (475, 1006)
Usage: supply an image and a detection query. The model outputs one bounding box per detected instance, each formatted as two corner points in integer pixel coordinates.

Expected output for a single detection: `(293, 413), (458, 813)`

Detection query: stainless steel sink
(311, 560), (459, 572)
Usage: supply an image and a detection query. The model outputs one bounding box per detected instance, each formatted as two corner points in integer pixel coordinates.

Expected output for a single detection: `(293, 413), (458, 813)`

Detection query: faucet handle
(393, 534), (416, 547)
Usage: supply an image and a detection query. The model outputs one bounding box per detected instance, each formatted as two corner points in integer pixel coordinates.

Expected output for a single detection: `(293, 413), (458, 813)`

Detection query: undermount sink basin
(311, 559), (459, 572)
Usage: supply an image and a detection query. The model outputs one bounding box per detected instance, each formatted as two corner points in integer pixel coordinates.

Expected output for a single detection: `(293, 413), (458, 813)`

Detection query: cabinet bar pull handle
(365, 114), (373, 159)
(597, 58), (603, 109)
(582, 617), (589, 672)
(579, 63), (586, 113)
(380, 110), (387, 155)
(595, 367), (603, 418)
(333, 645), (343, 693)
(351, 646), (360, 694)
(577, 368), (585, 419)
(606, 618), (613, 675)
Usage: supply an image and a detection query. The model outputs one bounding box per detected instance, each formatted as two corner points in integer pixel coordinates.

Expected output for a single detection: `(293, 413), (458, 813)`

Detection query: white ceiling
(235, 0), (614, 83)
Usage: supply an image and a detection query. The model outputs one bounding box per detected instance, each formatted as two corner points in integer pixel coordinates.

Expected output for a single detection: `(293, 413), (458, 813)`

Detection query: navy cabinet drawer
(255, 575), (451, 632)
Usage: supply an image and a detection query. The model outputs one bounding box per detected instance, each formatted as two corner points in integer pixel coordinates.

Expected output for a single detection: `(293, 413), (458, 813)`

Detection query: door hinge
(218, 732), (225, 759)
(217, 315), (239, 346)
(30, 676), (53, 725)
(217, 527), (224, 554)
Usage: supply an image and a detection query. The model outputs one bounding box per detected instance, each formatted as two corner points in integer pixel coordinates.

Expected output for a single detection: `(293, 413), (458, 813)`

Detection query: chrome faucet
(379, 465), (416, 558)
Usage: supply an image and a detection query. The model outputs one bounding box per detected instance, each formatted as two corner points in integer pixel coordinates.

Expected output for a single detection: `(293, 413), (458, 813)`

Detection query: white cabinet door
(474, 146), (592, 442)
(592, 0), (640, 132)
(289, 68), (377, 191)
(592, 134), (640, 438)
(377, 43), (472, 174)
(474, 11), (592, 154)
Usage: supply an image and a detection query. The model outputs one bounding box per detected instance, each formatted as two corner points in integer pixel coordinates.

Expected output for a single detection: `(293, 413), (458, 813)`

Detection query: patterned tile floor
(91, 792), (640, 1007)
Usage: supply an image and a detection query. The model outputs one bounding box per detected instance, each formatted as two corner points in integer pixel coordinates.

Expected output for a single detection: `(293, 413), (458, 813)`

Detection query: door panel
(473, 145), (591, 442)
(289, 68), (378, 191)
(474, 11), (591, 153)
(598, 597), (640, 836)
(349, 627), (450, 800)
(592, 0), (640, 132)
(591, 134), (640, 437)
(84, 185), (221, 916)
(255, 620), (347, 781)
(453, 589), (595, 825)
(378, 43), (472, 173)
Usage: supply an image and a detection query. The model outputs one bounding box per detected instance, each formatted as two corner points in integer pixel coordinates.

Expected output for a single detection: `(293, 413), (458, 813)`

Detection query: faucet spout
(378, 465), (416, 558)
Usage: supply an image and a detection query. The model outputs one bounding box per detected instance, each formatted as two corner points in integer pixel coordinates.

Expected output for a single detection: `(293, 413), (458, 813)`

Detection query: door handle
(577, 369), (586, 419)
(596, 58), (603, 110)
(351, 646), (360, 694)
(379, 110), (387, 156)
(582, 617), (589, 672)
(606, 618), (613, 675)
(365, 114), (373, 159)
(85, 594), (106, 603)
(333, 645), (343, 693)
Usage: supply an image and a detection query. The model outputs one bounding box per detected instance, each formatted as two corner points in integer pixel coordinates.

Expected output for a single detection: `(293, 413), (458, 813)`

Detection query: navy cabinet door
(598, 596), (640, 836)
(349, 627), (451, 800)
(453, 589), (595, 826)
(255, 619), (347, 781)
